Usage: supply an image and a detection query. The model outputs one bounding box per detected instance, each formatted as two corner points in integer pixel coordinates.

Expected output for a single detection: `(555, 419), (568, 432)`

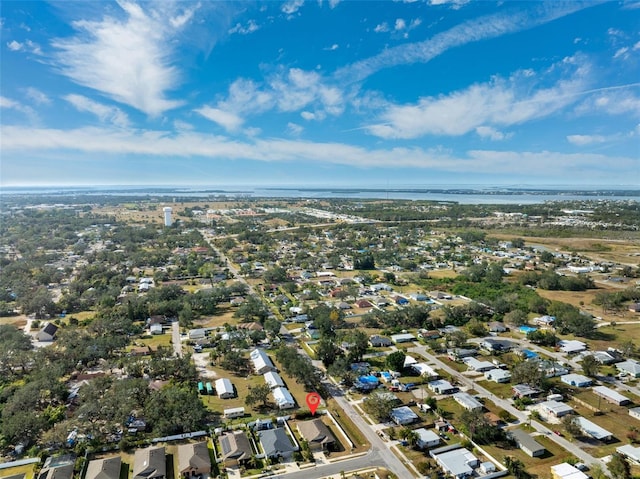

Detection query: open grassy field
(491, 234), (640, 266)
(193, 306), (237, 328)
(536, 287), (638, 323)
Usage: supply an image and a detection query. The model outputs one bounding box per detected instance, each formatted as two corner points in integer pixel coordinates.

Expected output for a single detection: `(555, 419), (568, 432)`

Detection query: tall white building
(163, 207), (172, 227)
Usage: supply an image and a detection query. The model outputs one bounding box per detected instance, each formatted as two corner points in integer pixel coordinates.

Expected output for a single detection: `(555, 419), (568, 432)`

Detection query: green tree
(245, 384), (272, 409)
(581, 354), (600, 377)
(561, 415), (582, 439)
(511, 360), (545, 388)
(386, 350), (406, 372)
(362, 392), (397, 422)
(347, 330), (369, 363)
(504, 309), (529, 327)
(316, 338), (342, 367)
(608, 453), (631, 479)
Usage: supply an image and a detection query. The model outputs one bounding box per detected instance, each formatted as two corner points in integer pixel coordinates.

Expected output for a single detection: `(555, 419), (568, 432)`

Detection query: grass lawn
(1, 463), (37, 479)
(195, 306), (238, 328)
(476, 379), (515, 399)
(326, 398), (370, 452)
(483, 434), (573, 479)
(199, 370), (265, 417)
(566, 391), (637, 457)
(427, 269), (459, 279)
(134, 333), (173, 349)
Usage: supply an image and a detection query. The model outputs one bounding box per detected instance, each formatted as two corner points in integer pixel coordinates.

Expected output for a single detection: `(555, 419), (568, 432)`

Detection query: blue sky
(1, 0), (639, 187)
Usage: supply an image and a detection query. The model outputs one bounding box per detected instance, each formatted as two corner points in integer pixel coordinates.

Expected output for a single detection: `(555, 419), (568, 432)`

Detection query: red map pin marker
(306, 392), (321, 415)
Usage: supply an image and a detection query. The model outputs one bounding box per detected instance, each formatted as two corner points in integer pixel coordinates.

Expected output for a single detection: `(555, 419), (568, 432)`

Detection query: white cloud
(282, 0), (304, 15)
(195, 106), (244, 132)
(475, 126), (509, 141)
(336, 3), (591, 83)
(229, 19), (259, 35)
(366, 58), (591, 139)
(328, 0), (341, 8)
(1, 125), (635, 180)
(23, 87), (51, 105)
(395, 18), (406, 31)
(566, 134), (606, 146)
(51, 2), (190, 116)
(577, 88), (640, 117)
(634, 41), (640, 50)
(6, 39), (41, 54)
(324, 43), (339, 51)
(173, 119), (194, 131)
(428, 0), (470, 8)
(63, 94), (130, 128)
(614, 46), (629, 59)
(287, 122), (303, 135)
(374, 22), (389, 33)
(0, 96), (36, 119)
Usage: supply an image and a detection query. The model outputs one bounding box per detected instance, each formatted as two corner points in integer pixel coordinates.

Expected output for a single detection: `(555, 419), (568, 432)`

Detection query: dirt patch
(193, 352), (218, 379)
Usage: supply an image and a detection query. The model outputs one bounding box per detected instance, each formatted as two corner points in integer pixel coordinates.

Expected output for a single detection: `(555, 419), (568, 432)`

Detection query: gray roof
(85, 456), (121, 479)
(297, 418), (336, 445)
(133, 446), (166, 479)
(509, 429), (545, 454)
(220, 431), (253, 461)
(177, 441), (211, 473)
(258, 428), (296, 457)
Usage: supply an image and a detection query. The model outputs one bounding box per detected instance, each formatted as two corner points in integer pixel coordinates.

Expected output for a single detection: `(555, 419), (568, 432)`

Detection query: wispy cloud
(282, 0), (304, 15)
(374, 23), (389, 33)
(0, 96), (37, 119)
(51, 2), (192, 116)
(23, 87), (51, 105)
(229, 19), (259, 35)
(366, 56), (591, 139)
(195, 106), (244, 132)
(287, 122), (303, 135)
(475, 126), (510, 141)
(566, 134), (606, 146)
(335, 3), (593, 84)
(324, 43), (339, 51)
(63, 94), (130, 128)
(2, 125), (635, 181)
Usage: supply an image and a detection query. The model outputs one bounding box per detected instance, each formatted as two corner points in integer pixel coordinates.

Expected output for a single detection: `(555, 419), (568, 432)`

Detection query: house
(36, 322), (58, 341)
(429, 291), (452, 300)
(593, 385), (630, 405)
(394, 296), (409, 306)
(551, 463), (589, 479)
(462, 357), (495, 372)
(616, 359), (640, 378)
(575, 416), (612, 442)
(391, 333), (416, 344)
(560, 373), (592, 388)
(39, 455), (75, 479)
(258, 428), (297, 459)
(484, 369), (511, 383)
(220, 430), (253, 466)
(629, 407), (640, 421)
(431, 447), (478, 479)
(512, 384), (541, 399)
(177, 442), (211, 477)
(592, 350), (621, 365)
(509, 429), (546, 457)
(390, 406), (419, 425)
(297, 418), (336, 450)
(453, 392), (483, 411)
(480, 462), (496, 474)
(447, 348), (477, 361)
(215, 378), (235, 399)
(618, 444), (640, 464)
(150, 323), (163, 335)
(428, 379), (457, 395)
(534, 315), (556, 327)
(188, 328), (207, 340)
(223, 407), (245, 419)
(540, 400), (574, 418)
(412, 363), (438, 378)
(488, 321), (507, 332)
(355, 299), (373, 308)
(418, 329), (441, 340)
(272, 387), (296, 409)
(409, 293), (429, 302)
(250, 348), (276, 374)
(369, 335), (392, 347)
(133, 447), (166, 479)
(480, 338), (514, 352)
(537, 359), (569, 378)
(558, 340), (587, 354)
(414, 428), (440, 449)
(85, 456), (121, 479)
(264, 371), (285, 389)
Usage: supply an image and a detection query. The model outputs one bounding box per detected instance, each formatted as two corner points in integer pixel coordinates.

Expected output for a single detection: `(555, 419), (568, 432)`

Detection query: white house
(540, 400), (574, 418)
(223, 407), (245, 419)
(616, 359), (640, 378)
(263, 371), (285, 389)
(390, 406), (419, 425)
(453, 392), (483, 411)
(412, 363), (438, 378)
(432, 448), (478, 479)
(629, 407), (640, 421)
(558, 340), (587, 354)
(272, 387), (296, 409)
(215, 378), (235, 399)
(560, 374), (592, 388)
(551, 463), (589, 479)
(251, 349), (276, 374)
(593, 386), (630, 405)
(462, 357), (495, 372)
(618, 444), (640, 464)
(391, 333), (416, 344)
(428, 380), (457, 395)
(484, 369), (511, 383)
(575, 416), (612, 441)
(414, 428), (440, 449)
